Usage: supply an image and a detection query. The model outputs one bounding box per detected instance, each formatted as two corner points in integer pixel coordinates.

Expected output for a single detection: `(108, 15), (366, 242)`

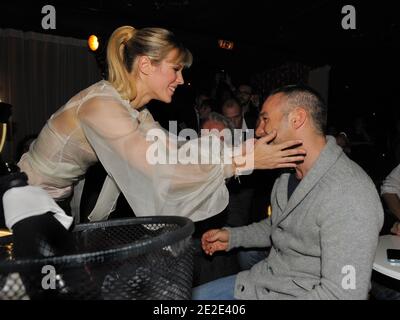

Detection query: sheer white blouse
(18, 80), (234, 222)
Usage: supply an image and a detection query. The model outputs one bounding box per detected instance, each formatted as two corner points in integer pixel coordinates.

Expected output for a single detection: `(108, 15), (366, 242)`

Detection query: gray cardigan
(226, 136), (383, 299)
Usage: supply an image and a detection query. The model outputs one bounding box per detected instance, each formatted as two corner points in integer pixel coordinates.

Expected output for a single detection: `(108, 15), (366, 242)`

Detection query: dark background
(1, 1), (399, 113)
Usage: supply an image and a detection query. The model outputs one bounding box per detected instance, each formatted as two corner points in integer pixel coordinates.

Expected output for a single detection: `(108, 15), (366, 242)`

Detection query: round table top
(373, 235), (400, 280)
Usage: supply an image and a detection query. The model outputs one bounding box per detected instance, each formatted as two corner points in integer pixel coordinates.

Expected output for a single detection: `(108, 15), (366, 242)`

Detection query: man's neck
(295, 133), (327, 180)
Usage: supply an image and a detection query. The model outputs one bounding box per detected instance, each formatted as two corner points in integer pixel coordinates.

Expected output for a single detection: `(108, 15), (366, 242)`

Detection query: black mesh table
(0, 216), (195, 300)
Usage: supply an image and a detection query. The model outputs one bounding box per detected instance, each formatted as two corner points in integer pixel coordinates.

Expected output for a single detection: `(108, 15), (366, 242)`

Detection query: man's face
(198, 104), (212, 120)
(222, 103), (243, 129)
(201, 120), (227, 141)
(236, 85), (252, 105)
(256, 93), (293, 144)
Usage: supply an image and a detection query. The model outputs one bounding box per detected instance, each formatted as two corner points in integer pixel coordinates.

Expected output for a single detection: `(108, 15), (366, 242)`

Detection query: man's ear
(290, 107), (307, 129)
(137, 56), (153, 76)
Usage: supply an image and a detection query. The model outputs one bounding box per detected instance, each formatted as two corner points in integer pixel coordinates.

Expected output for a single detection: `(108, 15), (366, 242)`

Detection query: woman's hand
(233, 130), (306, 172)
(254, 131), (306, 169)
(201, 229), (230, 255)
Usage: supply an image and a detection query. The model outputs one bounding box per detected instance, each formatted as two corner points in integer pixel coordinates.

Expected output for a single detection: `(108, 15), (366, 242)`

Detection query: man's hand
(201, 229), (230, 255)
(391, 221), (400, 236)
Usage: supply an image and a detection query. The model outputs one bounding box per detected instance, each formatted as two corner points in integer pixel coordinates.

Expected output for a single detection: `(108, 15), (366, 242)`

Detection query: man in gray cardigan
(193, 85), (383, 300)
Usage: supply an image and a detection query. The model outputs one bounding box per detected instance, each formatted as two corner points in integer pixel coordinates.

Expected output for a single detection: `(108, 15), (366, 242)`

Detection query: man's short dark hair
(270, 84), (327, 134)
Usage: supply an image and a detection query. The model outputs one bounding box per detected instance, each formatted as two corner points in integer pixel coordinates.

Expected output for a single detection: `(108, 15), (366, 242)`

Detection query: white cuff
(3, 185), (73, 231)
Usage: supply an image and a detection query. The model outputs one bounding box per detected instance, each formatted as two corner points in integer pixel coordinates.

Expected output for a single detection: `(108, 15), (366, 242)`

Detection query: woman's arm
(77, 97), (304, 221)
(78, 97), (230, 221)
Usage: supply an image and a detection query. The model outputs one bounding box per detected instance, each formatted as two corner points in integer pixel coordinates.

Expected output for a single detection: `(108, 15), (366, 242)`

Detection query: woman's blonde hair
(107, 26), (193, 101)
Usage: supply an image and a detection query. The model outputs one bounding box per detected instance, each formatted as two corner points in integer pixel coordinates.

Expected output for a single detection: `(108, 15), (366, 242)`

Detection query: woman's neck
(130, 78), (152, 109)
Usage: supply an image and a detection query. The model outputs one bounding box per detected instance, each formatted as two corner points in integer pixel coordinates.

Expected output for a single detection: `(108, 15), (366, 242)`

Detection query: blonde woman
(17, 26), (306, 222)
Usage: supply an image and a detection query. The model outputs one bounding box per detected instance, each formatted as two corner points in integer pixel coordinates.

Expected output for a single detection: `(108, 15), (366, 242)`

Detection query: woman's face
(148, 49), (184, 103)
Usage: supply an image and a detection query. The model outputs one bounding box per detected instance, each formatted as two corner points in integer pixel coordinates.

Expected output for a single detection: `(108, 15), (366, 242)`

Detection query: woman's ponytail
(107, 26), (137, 101)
